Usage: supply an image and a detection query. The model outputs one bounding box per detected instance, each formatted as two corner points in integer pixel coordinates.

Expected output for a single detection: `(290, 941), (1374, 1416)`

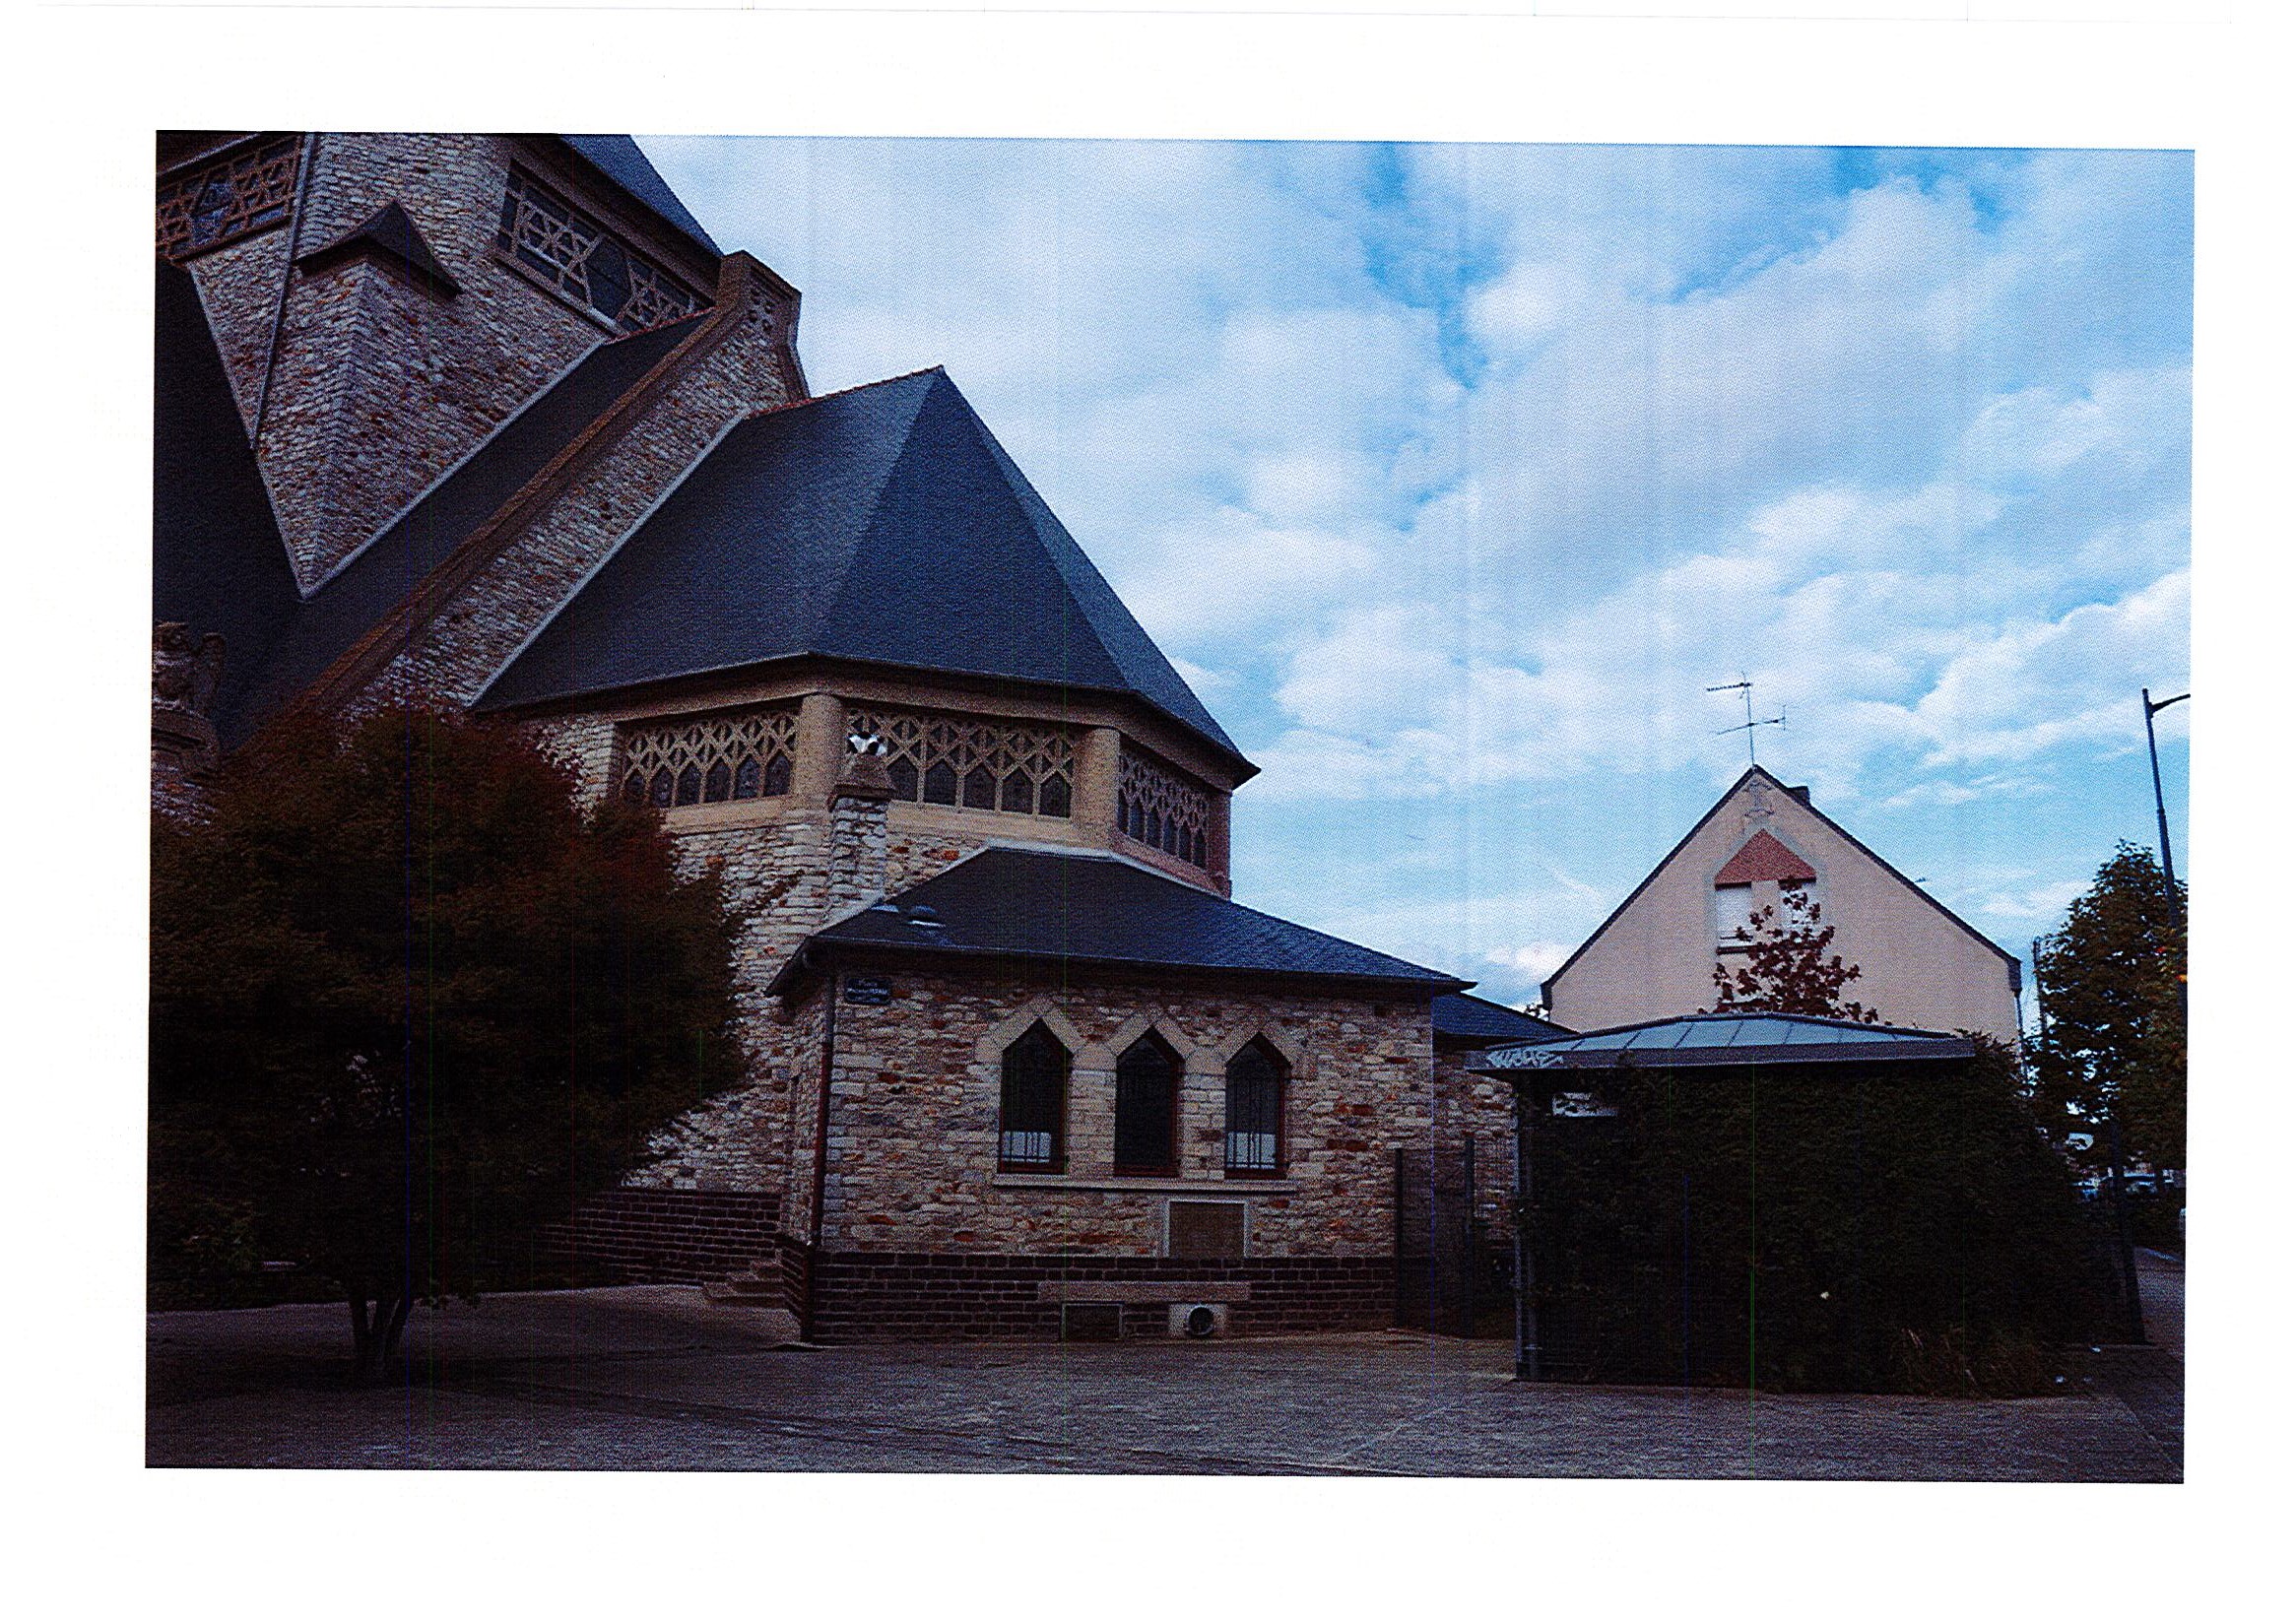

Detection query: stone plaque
(1167, 1200), (1246, 1261)
(841, 976), (892, 1005)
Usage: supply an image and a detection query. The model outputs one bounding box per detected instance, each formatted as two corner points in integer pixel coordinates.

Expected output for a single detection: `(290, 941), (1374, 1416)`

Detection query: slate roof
(1475, 1011), (1974, 1071)
(152, 258), (302, 734)
(1433, 993), (1572, 1049)
(215, 315), (704, 746)
(771, 847), (1468, 996)
(480, 368), (1247, 771)
(557, 135), (720, 259)
(295, 201), (460, 297)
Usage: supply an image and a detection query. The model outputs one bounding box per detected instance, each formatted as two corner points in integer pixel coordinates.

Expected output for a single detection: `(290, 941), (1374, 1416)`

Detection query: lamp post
(2141, 688), (2189, 897)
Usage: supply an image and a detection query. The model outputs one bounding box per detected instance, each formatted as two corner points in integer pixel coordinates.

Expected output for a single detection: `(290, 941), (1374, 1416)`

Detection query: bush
(1524, 1040), (2111, 1394)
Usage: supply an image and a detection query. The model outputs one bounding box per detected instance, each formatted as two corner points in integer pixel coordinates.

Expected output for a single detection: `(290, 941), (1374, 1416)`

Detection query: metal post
(1512, 1082), (1538, 1382)
(2106, 1111), (2146, 1344)
(2141, 688), (2188, 898)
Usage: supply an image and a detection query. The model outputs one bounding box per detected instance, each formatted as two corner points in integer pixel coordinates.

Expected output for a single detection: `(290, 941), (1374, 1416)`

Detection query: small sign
(841, 976), (892, 1005)
(1550, 1091), (1616, 1119)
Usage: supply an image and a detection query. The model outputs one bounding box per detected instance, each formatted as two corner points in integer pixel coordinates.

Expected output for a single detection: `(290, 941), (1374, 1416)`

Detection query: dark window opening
(962, 765), (997, 810)
(762, 753), (793, 797)
(886, 756), (919, 800)
(1039, 775), (1072, 818)
(999, 1021), (1069, 1171)
(1000, 772), (1034, 812)
(648, 768), (674, 809)
(674, 764), (702, 807)
(1224, 1039), (1286, 1174)
(1114, 1034), (1182, 1176)
(622, 772), (645, 806)
(732, 757), (761, 800)
(923, 761), (959, 805)
(702, 761), (731, 803)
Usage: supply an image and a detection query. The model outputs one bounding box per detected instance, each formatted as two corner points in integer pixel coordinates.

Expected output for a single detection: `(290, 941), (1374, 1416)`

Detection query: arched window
(1224, 1038), (1286, 1174)
(999, 1022), (1070, 1171)
(1114, 1033), (1181, 1177)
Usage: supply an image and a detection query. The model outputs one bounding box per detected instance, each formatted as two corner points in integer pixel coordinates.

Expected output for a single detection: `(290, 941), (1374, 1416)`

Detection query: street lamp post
(2141, 687), (2189, 896)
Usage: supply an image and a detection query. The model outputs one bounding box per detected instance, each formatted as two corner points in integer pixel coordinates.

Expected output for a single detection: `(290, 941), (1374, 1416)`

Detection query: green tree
(1708, 886), (1880, 1022)
(151, 706), (745, 1379)
(2030, 843), (2187, 1172)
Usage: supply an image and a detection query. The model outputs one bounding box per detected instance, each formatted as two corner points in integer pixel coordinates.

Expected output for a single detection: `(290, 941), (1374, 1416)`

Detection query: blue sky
(642, 138), (2192, 1016)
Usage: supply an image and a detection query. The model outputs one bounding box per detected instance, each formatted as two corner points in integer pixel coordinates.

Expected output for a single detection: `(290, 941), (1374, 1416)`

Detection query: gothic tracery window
(495, 166), (703, 334)
(620, 708), (798, 811)
(1223, 1039), (1286, 1175)
(999, 1022), (1070, 1171)
(847, 707), (1074, 820)
(157, 136), (302, 260)
(1114, 1034), (1181, 1177)
(1117, 747), (1212, 870)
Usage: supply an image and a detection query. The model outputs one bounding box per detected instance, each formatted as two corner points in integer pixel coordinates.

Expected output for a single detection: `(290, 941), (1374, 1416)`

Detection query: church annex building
(152, 131), (1579, 1340)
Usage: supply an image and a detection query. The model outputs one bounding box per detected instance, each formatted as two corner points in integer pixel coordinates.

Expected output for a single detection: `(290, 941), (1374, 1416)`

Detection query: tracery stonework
(497, 165), (705, 333)
(846, 705), (1075, 819)
(158, 135), (301, 261)
(1118, 746), (1212, 869)
(620, 706), (801, 809)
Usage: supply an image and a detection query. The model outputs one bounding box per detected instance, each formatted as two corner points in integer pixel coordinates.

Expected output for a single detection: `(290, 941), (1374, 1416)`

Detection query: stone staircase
(700, 1235), (808, 1343)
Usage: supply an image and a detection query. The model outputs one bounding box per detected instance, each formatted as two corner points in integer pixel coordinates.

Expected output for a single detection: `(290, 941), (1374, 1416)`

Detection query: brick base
(536, 1189), (784, 1286)
(806, 1252), (1397, 1342)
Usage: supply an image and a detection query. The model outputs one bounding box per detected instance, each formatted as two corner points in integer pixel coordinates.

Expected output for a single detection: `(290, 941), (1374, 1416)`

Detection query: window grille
(1118, 747), (1212, 869)
(157, 135), (301, 259)
(999, 1022), (1070, 1171)
(495, 166), (702, 333)
(1114, 1035), (1181, 1176)
(847, 706), (1074, 819)
(620, 708), (798, 810)
(1223, 1040), (1286, 1174)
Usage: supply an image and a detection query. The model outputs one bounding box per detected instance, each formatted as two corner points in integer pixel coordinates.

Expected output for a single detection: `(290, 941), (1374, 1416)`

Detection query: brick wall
(808, 1252), (1396, 1342)
(534, 1189), (784, 1285)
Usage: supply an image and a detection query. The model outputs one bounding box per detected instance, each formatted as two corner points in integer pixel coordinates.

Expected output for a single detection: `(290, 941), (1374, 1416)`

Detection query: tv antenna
(1707, 678), (1785, 766)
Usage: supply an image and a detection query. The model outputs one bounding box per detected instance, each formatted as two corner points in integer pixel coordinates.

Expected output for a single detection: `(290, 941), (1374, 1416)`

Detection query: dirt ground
(147, 1267), (2182, 1479)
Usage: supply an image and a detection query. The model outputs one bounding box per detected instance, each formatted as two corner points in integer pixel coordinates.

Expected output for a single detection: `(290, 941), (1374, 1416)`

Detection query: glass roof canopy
(1475, 1012), (1974, 1071)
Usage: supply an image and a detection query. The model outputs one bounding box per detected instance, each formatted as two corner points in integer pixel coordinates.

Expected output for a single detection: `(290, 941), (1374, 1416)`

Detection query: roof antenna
(1707, 678), (1785, 767)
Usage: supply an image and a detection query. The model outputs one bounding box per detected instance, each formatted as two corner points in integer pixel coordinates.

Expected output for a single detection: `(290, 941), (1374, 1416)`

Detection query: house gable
(1544, 767), (2023, 1044)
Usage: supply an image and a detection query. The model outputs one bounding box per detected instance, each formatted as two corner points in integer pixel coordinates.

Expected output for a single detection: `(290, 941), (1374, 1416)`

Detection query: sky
(640, 137), (2192, 1017)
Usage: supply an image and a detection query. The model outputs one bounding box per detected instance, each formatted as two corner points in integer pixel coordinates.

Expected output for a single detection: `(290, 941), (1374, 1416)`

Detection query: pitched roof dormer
(295, 201), (461, 299)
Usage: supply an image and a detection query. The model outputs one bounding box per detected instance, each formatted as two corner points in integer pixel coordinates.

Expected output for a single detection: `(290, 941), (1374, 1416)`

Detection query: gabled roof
(771, 847), (1467, 996)
(153, 258), (301, 732)
(556, 135), (720, 259)
(223, 314), (703, 746)
(295, 201), (459, 297)
(1713, 828), (1816, 885)
(1475, 1011), (1974, 1071)
(1433, 993), (1572, 1050)
(479, 368), (1247, 772)
(1542, 765), (2023, 998)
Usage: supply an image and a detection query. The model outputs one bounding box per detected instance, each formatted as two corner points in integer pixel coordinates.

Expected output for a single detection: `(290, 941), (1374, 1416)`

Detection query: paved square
(147, 1272), (2181, 1479)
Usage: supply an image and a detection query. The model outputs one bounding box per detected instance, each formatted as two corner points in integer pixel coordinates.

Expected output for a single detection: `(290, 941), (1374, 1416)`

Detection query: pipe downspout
(800, 966), (838, 1338)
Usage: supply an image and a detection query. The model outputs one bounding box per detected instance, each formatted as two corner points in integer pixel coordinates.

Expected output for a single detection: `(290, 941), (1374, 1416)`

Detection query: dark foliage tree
(1522, 1039), (2110, 1393)
(151, 706), (745, 1379)
(1708, 886), (1880, 1022)
(2030, 843), (2186, 1172)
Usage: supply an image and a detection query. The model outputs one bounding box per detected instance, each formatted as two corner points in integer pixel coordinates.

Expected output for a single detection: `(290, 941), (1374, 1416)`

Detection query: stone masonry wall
(182, 133), (717, 591)
(793, 963), (1435, 1260)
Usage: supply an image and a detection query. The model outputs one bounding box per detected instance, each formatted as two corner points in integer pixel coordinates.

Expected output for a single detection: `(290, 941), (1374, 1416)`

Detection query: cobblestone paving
(147, 1286), (2179, 1479)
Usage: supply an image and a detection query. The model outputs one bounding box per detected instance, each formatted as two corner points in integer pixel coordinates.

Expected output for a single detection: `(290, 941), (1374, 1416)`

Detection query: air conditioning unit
(1167, 1303), (1231, 1339)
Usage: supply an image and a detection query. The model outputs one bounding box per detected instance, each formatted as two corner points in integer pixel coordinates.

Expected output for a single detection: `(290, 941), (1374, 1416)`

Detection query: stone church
(153, 131), (1559, 1340)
